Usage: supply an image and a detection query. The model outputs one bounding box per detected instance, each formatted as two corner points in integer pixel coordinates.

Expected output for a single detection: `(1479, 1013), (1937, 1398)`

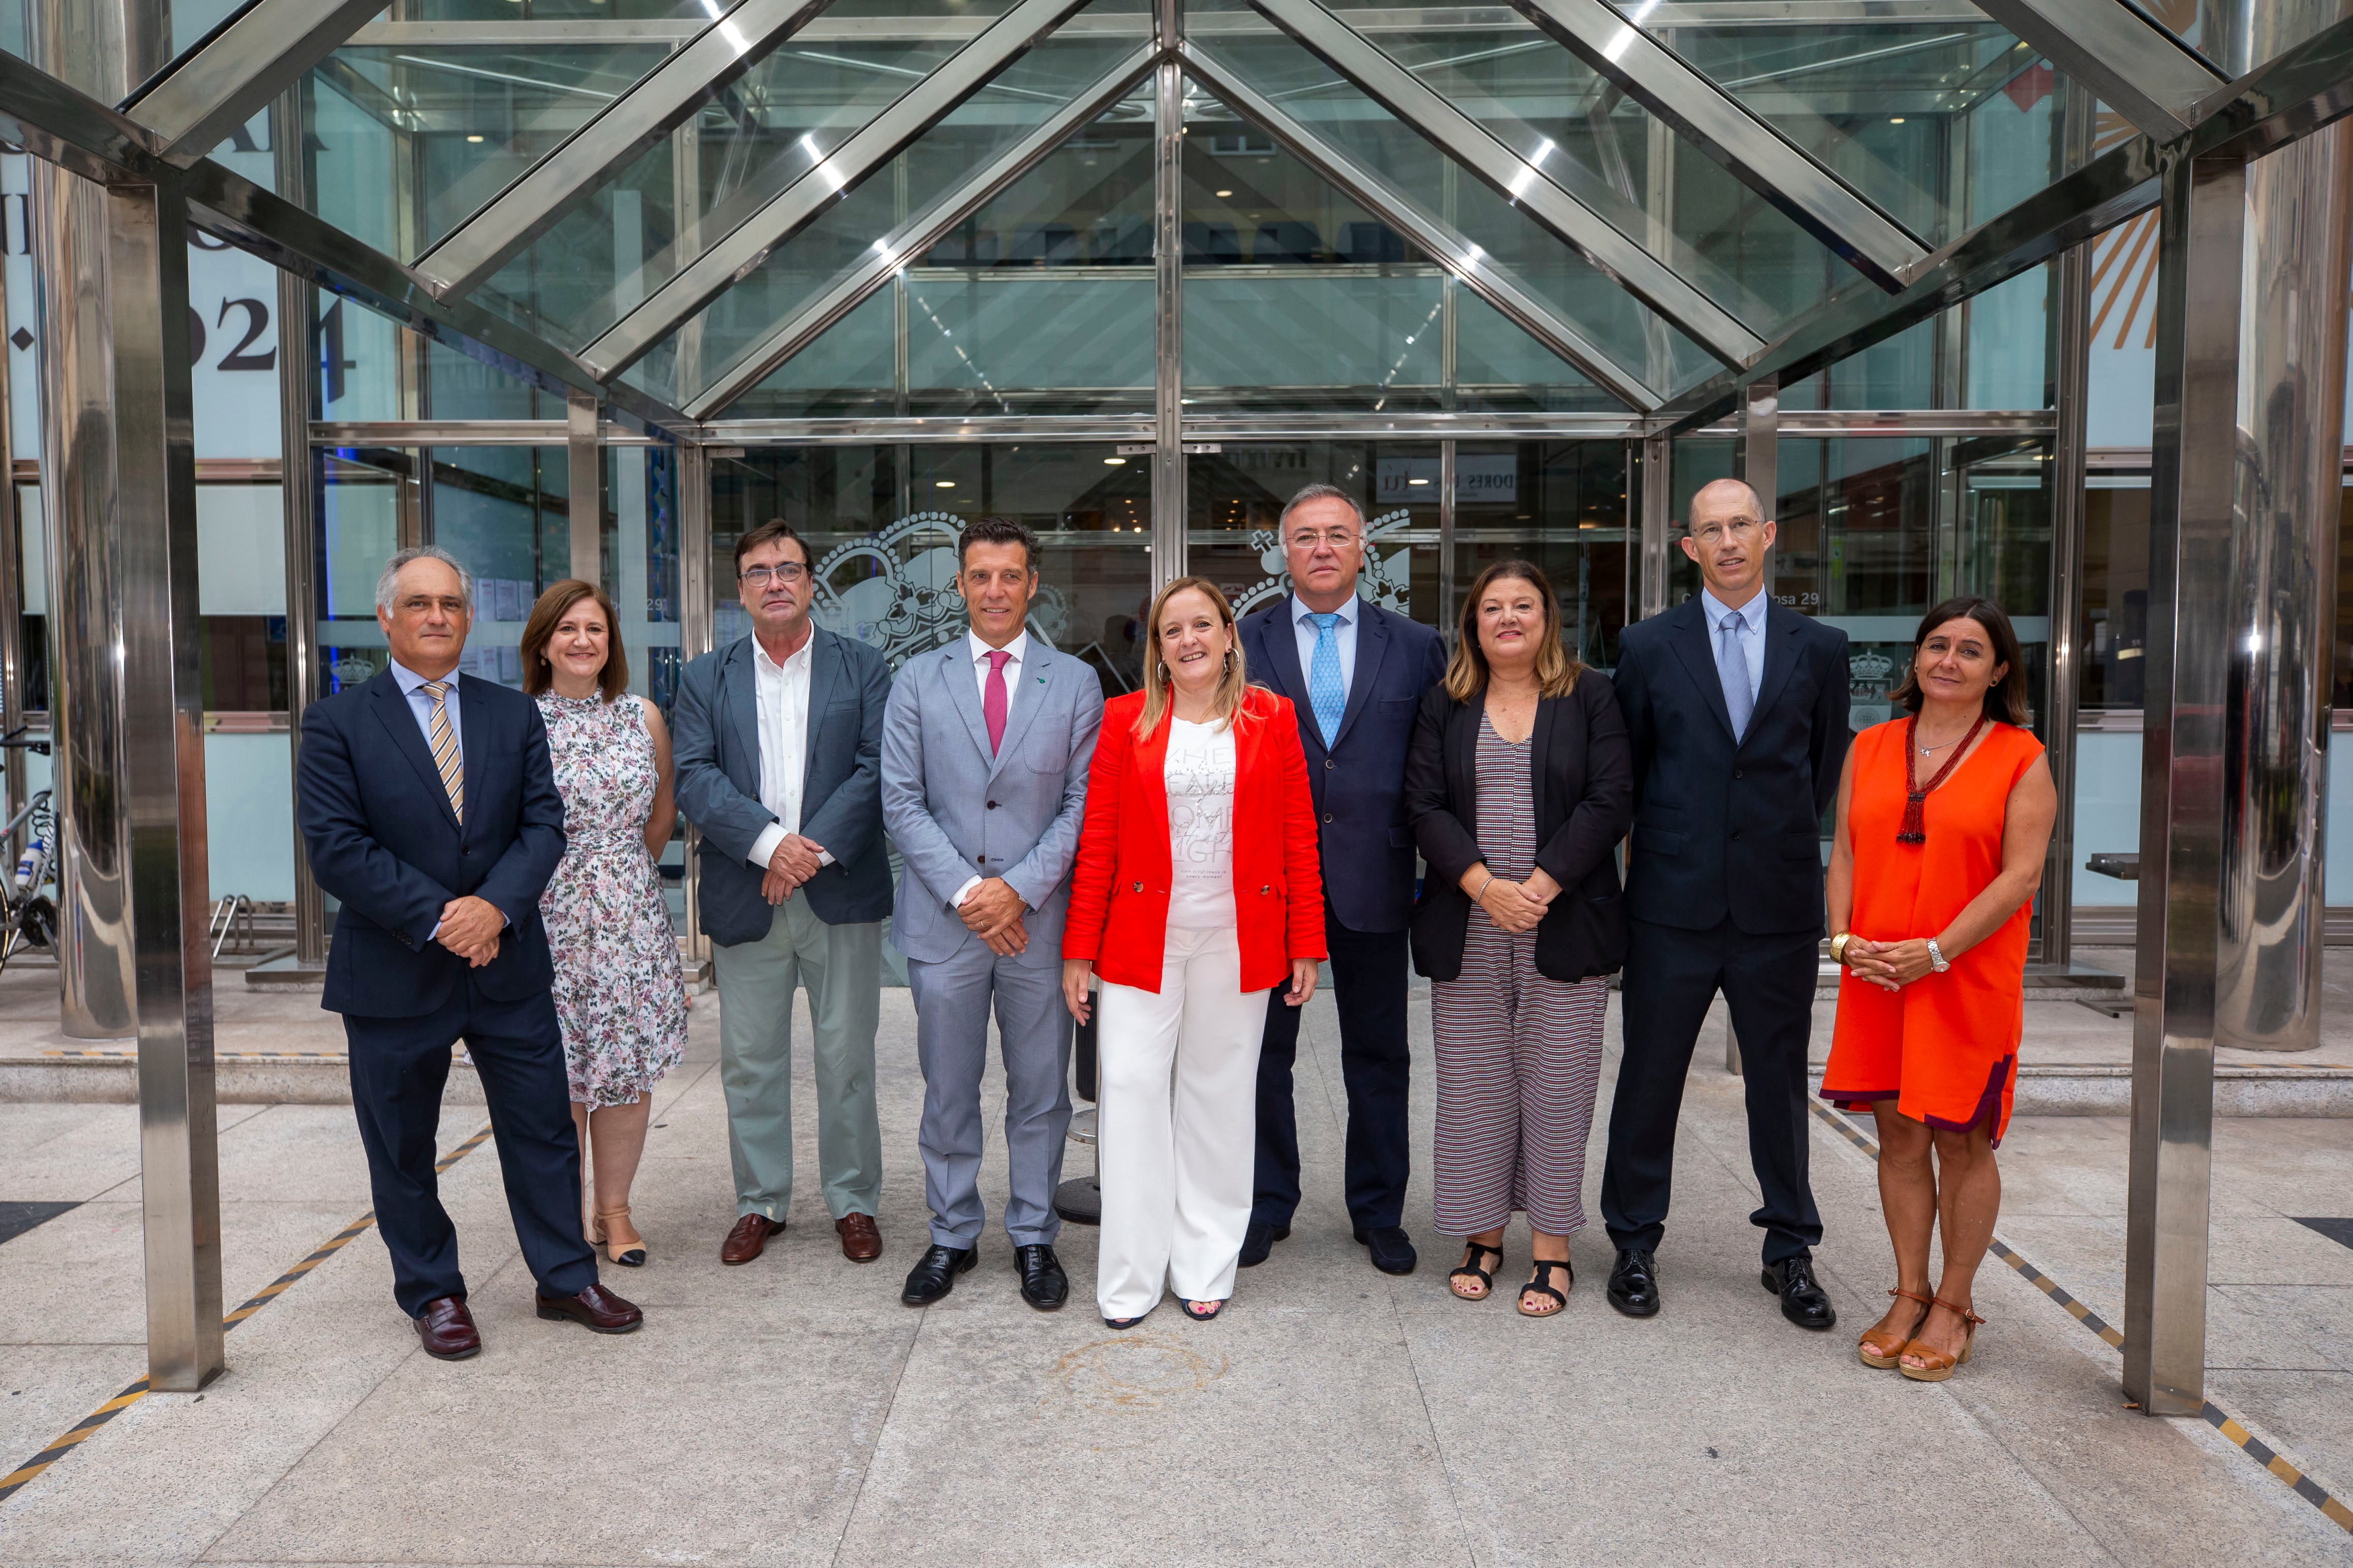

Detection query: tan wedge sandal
(1898, 1296), (1984, 1382)
(1859, 1287), (1934, 1369)
(596, 1206), (647, 1268)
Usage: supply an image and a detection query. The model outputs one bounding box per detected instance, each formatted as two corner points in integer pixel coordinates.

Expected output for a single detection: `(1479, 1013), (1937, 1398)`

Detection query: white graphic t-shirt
(1164, 716), (1237, 929)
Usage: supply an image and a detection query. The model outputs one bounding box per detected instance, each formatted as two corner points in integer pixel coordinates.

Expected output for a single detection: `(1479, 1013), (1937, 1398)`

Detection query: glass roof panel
(1631, 5), (2070, 247)
(1191, 28), (1719, 398)
(628, 30), (1152, 414)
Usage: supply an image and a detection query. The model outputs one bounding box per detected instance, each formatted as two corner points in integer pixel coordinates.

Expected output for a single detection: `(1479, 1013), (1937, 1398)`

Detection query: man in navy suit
(1237, 483), (1447, 1276)
(1597, 478), (1851, 1330)
(298, 546), (641, 1360)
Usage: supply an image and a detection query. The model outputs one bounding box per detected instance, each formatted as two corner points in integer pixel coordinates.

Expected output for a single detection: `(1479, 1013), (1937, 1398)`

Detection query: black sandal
(1179, 1298), (1225, 1321)
(1449, 1243), (1504, 1302)
(1103, 1315), (1144, 1330)
(1518, 1257), (1572, 1318)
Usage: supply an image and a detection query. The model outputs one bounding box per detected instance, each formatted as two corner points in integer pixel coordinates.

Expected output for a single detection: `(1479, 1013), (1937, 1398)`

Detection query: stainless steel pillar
(2041, 79), (2098, 972)
(568, 390), (603, 587)
(276, 87), (326, 968)
(0, 237), (22, 830)
(1638, 432), (1669, 621)
(678, 441), (712, 964)
(29, 0), (224, 1391)
(32, 0), (170, 1039)
(1150, 0), (1184, 589)
(1736, 377), (1777, 597)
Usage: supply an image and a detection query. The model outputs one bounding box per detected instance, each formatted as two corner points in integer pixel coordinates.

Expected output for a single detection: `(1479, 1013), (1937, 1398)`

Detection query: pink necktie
(984, 649), (1011, 754)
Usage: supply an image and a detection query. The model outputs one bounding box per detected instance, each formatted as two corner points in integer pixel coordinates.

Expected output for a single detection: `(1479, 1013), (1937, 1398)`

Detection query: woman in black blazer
(1406, 560), (1633, 1318)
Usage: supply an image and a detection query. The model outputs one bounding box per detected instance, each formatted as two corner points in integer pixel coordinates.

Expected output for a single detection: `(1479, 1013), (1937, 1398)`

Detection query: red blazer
(1063, 685), (1326, 994)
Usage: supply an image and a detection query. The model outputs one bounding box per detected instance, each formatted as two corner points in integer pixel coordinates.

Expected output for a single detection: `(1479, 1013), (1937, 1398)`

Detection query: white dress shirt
(952, 628), (1033, 910)
(745, 628), (833, 872)
(1698, 586), (1767, 707)
(1289, 592), (1358, 706)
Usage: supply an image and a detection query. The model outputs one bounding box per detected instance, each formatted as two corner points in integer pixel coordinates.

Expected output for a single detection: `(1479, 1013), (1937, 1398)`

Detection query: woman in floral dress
(521, 580), (688, 1267)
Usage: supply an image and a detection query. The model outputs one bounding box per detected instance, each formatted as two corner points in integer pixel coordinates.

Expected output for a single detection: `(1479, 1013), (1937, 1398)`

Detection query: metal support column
(1150, 0), (1185, 588)
(1638, 432), (1670, 621)
(276, 86), (326, 968)
(677, 441), (712, 964)
(1437, 441), (1457, 639)
(2041, 80), (2097, 972)
(568, 391), (603, 587)
(1736, 377), (1777, 597)
(0, 234), (22, 831)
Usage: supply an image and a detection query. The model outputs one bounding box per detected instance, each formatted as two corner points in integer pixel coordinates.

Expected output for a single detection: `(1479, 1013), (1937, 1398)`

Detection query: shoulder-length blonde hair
(520, 579), (630, 701)
(1135, 576), (1250, 739)
(1443, 559), (1581, 702)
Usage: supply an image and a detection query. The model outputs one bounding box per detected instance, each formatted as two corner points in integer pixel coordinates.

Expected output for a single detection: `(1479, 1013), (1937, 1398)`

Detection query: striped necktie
(421, 679), (464, 822)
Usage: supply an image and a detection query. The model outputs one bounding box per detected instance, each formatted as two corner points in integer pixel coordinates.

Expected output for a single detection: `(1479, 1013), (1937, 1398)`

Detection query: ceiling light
(1104, 456), (1127, 465)
(1890, 116), (1906, 124)
(935, 480), (956, 488)
(466, 134), (485, 143)
(1216, 189), (1232, 198)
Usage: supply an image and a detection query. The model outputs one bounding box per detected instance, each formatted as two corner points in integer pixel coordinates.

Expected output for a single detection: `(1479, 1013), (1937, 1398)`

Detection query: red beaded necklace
(1898, 712), (1987, 844)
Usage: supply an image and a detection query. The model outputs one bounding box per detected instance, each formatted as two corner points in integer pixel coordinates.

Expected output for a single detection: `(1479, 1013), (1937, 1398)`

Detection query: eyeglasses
(739, 563), (808, 586)
(396, 595), (468, 617)
(1689, 518), (1762, 545)
(1287, 529), (1360, 550)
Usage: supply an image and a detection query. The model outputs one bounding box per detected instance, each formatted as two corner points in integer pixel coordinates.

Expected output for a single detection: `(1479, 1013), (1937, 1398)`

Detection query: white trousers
(1096, 924), (1265, 1319)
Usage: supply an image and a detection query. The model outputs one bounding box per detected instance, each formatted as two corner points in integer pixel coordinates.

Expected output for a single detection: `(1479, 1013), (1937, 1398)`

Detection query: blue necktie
(1307, 612), (1347, 746)
(1719, 609), (1754, 742)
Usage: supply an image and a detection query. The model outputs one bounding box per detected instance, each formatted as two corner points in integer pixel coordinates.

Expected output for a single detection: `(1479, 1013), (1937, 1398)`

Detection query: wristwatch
(1926, 938), (1950, 973)
(1829, 932), (1852, 965)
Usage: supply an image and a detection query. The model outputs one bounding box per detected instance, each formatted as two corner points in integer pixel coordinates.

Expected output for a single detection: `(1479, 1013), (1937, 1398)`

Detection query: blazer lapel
(370, 672), (459, 831)
(941, 641), (996, 765)
(988, 643), (1058, 781)
(1257, 605), (1311, 722)
(1325, 600), (1387, 755)
(801, 626), (842, 797)
(1530, 691), (1555, 817)
(456, 674), (492, 827)
(724, 640), (762, 793)
(1665, 598), (1738, 744)
(1746, 604), (1807, 746)
(1449, 696), (1479, 843)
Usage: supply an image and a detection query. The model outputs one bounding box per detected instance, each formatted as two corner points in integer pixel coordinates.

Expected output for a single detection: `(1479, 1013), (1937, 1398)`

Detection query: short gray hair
(1279, 482), (1364, 532)
(375, 546), (475, 616)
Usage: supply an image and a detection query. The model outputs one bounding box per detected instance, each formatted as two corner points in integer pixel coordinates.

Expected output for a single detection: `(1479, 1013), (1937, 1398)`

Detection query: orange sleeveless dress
(1819, 719), (2044, 1145)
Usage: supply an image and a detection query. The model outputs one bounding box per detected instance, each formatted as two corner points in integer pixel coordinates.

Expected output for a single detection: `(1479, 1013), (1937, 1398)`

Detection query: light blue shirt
(390, 658), (464, 768)
(1698, 587), (1766, 708)
(1290, 592), (1358, 705)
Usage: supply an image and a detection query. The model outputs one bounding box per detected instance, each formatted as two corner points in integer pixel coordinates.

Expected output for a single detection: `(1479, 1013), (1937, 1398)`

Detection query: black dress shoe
(1015, 1244), (1067, 1311)
(1606, 1248), (1660, 1317)
(1352, 1224), (1418, 1276)
(1762, 1255), (1838, 1330)
(900, 1243), (976, 1306)
(1238, 1221), (1291, 1269)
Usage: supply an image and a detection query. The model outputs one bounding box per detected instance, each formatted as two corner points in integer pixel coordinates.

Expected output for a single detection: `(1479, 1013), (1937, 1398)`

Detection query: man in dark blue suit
(1237, 483), (1447, 1276)
(1598, 479), (1851, 1330)
(298, 547), (641, 1360)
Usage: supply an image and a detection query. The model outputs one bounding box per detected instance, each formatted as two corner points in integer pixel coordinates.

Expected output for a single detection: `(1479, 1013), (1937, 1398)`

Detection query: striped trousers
(1430, 922), (1609, 1239)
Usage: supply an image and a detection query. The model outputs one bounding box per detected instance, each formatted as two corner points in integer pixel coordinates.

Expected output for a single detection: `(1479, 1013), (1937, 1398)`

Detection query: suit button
(975, 854), (987, 863)
(986, 800), (998, 809)
(1323, 813), (1333, 823)
(1260, 885), (1272, 895)
(1731, 830), (1742, 841)
(1132, 881), (1143, 892)
(1324, 759), (1334, 769)
(1734, 769), (1744, 779)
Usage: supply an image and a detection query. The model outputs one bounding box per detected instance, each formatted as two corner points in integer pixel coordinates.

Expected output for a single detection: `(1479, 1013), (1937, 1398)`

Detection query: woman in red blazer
(1063, 576), (1324, 1328)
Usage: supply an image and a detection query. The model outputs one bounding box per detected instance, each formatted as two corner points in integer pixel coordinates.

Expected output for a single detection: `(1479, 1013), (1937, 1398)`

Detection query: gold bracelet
(1829, 931), (1852, 965)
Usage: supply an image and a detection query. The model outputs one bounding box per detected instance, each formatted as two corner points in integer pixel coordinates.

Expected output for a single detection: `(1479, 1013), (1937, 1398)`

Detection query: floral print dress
(537, 692), (687, 1107)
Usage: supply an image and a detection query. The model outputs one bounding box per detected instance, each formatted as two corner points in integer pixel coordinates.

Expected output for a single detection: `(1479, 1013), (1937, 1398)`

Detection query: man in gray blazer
(672, 519), (895, 1269)
(880, 516), (1103, 1312)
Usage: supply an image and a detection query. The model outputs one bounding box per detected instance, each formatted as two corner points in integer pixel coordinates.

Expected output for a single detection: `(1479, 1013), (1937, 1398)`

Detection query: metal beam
(568, 392), (603, 585)
(1244, 0), (1764, 365)
(1152, 38), (1185, 588)
(1971, 0), (2226, 138)
(688, 42), (1158, 420)
(579, 0), (1096, 382)
(120, 0), (385, 164)
(415, 0), (836, 300)
(1506, 0), (1924, 289)
(1180, 40), (1660, 407)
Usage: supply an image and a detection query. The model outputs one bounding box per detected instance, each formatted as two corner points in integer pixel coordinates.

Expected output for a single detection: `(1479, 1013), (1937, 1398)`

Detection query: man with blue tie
(299, 547), (640, 1359)
(1597, 478), (1851, 1330)
(1236, 483), (1446, 1276)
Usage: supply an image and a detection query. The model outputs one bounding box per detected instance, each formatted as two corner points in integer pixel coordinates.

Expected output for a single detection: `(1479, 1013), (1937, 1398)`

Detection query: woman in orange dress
(1819, 595), (2055, 1383)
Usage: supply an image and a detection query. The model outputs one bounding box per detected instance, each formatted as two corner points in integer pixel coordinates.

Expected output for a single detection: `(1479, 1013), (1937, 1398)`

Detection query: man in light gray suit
(881, 516), (1104, 1312)
(673, 519), (895, 1270)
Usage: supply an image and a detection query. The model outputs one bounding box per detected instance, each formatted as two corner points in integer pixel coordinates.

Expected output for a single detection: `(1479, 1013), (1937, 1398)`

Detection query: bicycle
(0, 726), (57, 972)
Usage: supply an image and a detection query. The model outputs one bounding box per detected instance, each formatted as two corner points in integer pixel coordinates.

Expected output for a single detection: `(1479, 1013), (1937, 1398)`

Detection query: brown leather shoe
(835, 1212), (883, 1262)
(412, 1295), (480, 1360)
(534, 1282), (643, 1334)
(721, 1213), (783, 1265)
